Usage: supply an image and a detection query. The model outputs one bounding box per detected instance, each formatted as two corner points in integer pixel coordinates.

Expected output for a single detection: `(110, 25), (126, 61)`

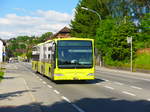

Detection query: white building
(0, 40), (5, 62)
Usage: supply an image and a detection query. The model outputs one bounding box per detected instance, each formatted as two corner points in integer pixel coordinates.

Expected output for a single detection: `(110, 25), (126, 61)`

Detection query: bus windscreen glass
(57, 40), (93, 68)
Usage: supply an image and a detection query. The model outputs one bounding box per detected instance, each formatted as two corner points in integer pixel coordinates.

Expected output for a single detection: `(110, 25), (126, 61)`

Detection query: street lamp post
(81, 7), (101, 20)
(81, 7), (102, 67)
(127, 36), (133, 72)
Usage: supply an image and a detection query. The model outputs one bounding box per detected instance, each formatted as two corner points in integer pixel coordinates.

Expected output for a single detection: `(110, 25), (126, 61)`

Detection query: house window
(48, 47), (51, 51)
(48, 54), (51, 59)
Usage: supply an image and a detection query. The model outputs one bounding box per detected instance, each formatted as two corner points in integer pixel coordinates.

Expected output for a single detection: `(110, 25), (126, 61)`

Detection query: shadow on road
(53, 78), (105, 85)
(3, 77), (16, 79)
(0, 97), (150, 112)
(0, 90), (36, 100)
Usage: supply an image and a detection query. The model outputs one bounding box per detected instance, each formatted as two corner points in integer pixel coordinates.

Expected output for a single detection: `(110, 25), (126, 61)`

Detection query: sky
(0, 0), (79, 39)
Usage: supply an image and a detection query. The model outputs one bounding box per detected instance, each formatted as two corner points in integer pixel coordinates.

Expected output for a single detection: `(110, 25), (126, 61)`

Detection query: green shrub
(0, 71), (4, 80)
(103, 53), (150, 70)
(134, 53), (150, 69)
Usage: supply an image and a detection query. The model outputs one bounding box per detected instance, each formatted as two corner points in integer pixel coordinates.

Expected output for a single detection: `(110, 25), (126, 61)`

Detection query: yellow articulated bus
(32, 38), (95, 80)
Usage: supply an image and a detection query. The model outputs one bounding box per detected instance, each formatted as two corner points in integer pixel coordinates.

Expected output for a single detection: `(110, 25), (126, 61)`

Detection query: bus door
(51, 43), (56, 79)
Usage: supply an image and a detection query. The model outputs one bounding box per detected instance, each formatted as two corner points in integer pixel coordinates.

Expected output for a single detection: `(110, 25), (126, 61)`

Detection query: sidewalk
(96, 66), (150, 78)
(0, 64), (41, 112)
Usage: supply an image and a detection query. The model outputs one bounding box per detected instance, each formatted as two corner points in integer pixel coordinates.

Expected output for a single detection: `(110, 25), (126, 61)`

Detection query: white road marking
(61, 96), (85, 112)
(116, 73), (150, 82)
(42, 81), (47, 84)
(54, 90), (60, 94)
(98, 71), (150, 82)
(72, 104), (85, 112)
(147, 99), (150, 101)
(36, 76), (39, 79)
(114, 82), (123, 85)
(62, 96), (71, 103)
(103, 79), (109, 81)
(130, 86), (142, 90)
(39, 79), (42, 81)
(22, 63), (85, 112)
(23, 79), (36, 102)
(130, 77), (150, 82)
(47, 85), (52, 88)
(96, 83), (101, 85)
(104, 86), (114, 90)
(14, 65), (18, 69)
(122, 91), (136, 96)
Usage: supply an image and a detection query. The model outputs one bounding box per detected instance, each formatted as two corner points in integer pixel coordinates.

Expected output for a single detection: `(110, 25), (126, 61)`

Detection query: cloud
(35, 10), (72, 23)
(13, 8), (26, 13)
(71, 8), (76, 20)
(0, 9), (73, 39)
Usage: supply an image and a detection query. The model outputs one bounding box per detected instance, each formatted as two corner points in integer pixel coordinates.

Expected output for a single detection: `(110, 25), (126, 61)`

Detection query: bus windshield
(57, 40), (93, 68)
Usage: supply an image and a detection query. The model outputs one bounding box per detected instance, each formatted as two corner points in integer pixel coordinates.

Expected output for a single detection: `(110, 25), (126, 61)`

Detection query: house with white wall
(0, 39), (5, 62)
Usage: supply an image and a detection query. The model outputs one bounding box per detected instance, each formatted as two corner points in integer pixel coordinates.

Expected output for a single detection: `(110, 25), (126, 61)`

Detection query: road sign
(127, 37), (132, 43)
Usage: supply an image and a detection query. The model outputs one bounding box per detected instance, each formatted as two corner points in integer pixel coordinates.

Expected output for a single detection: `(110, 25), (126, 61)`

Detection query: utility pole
(81, 7), (102, 67)
(127, 36), (133, 72)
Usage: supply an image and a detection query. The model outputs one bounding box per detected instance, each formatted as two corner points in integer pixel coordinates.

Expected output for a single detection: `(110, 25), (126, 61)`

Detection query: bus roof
(54, 37), (94, 41)
(44, 39), (53, 44)
(37, 43), (44, 46)
(36, 37), (94, 46)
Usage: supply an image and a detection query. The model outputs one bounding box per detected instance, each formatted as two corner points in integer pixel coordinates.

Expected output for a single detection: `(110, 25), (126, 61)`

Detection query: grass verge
(104, 53), (150, 71)
(0, 71), (4, 81)
(134, 53), (150, 70)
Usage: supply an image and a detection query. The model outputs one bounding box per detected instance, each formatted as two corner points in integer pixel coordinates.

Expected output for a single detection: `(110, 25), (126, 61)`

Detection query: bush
(0, 71), (4, 80)
(104, 56), (129, 67)
(134, 53), (150, 70)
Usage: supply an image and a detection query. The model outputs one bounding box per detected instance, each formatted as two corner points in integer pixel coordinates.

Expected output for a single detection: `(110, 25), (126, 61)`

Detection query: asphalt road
(6, 62), (150, 112)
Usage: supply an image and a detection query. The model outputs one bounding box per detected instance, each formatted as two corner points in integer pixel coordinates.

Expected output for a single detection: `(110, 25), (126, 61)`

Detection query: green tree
(19, 44), (26, 49)
(140, 13), (150, 39)
(70, 0), (110, 38)
(6, 32), (53, 59)
(71, 0), (150, 39)
(37, 32), (53, 43)
(96, 17), (116, 56)
(135, 13), (150, 48)
(96, 17), (137, 62)
(110, 17), (137, 61)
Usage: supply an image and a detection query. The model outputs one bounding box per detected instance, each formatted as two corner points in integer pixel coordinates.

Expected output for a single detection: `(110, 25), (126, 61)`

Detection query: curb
(96, 66), (150, 78)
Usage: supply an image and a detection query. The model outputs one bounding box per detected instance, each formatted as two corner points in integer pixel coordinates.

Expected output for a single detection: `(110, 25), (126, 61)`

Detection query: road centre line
(62, 96), (71, 103)
(130, 86), (142, 90)
(47, 85), (52, 88)
(103, 79), (109, 82)
(23, 78), (36, 102)
(147, 99), (150, 101)
(114, 82), (123, 85)
(72, 104), (85, 112)
(97, 70), (150, 82)
(61, 96), (85, 112)
(42, 81), (47, 84)
(129, 77), (150, 82)
(122, 91), (136, 96)
(54, 90), (60, 94)
(39, 78), (42, 81)
(14, 65), (18, 69)
(96, 83), (101, 85)
(36, 76), (39, 79)
(104, 86), (114, 90)
(23, 65), (84, 112)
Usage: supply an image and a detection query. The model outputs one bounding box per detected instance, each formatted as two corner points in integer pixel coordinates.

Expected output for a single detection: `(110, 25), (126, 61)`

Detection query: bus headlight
(54, 74), (64, 76)
(87, 73), (94, 76)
